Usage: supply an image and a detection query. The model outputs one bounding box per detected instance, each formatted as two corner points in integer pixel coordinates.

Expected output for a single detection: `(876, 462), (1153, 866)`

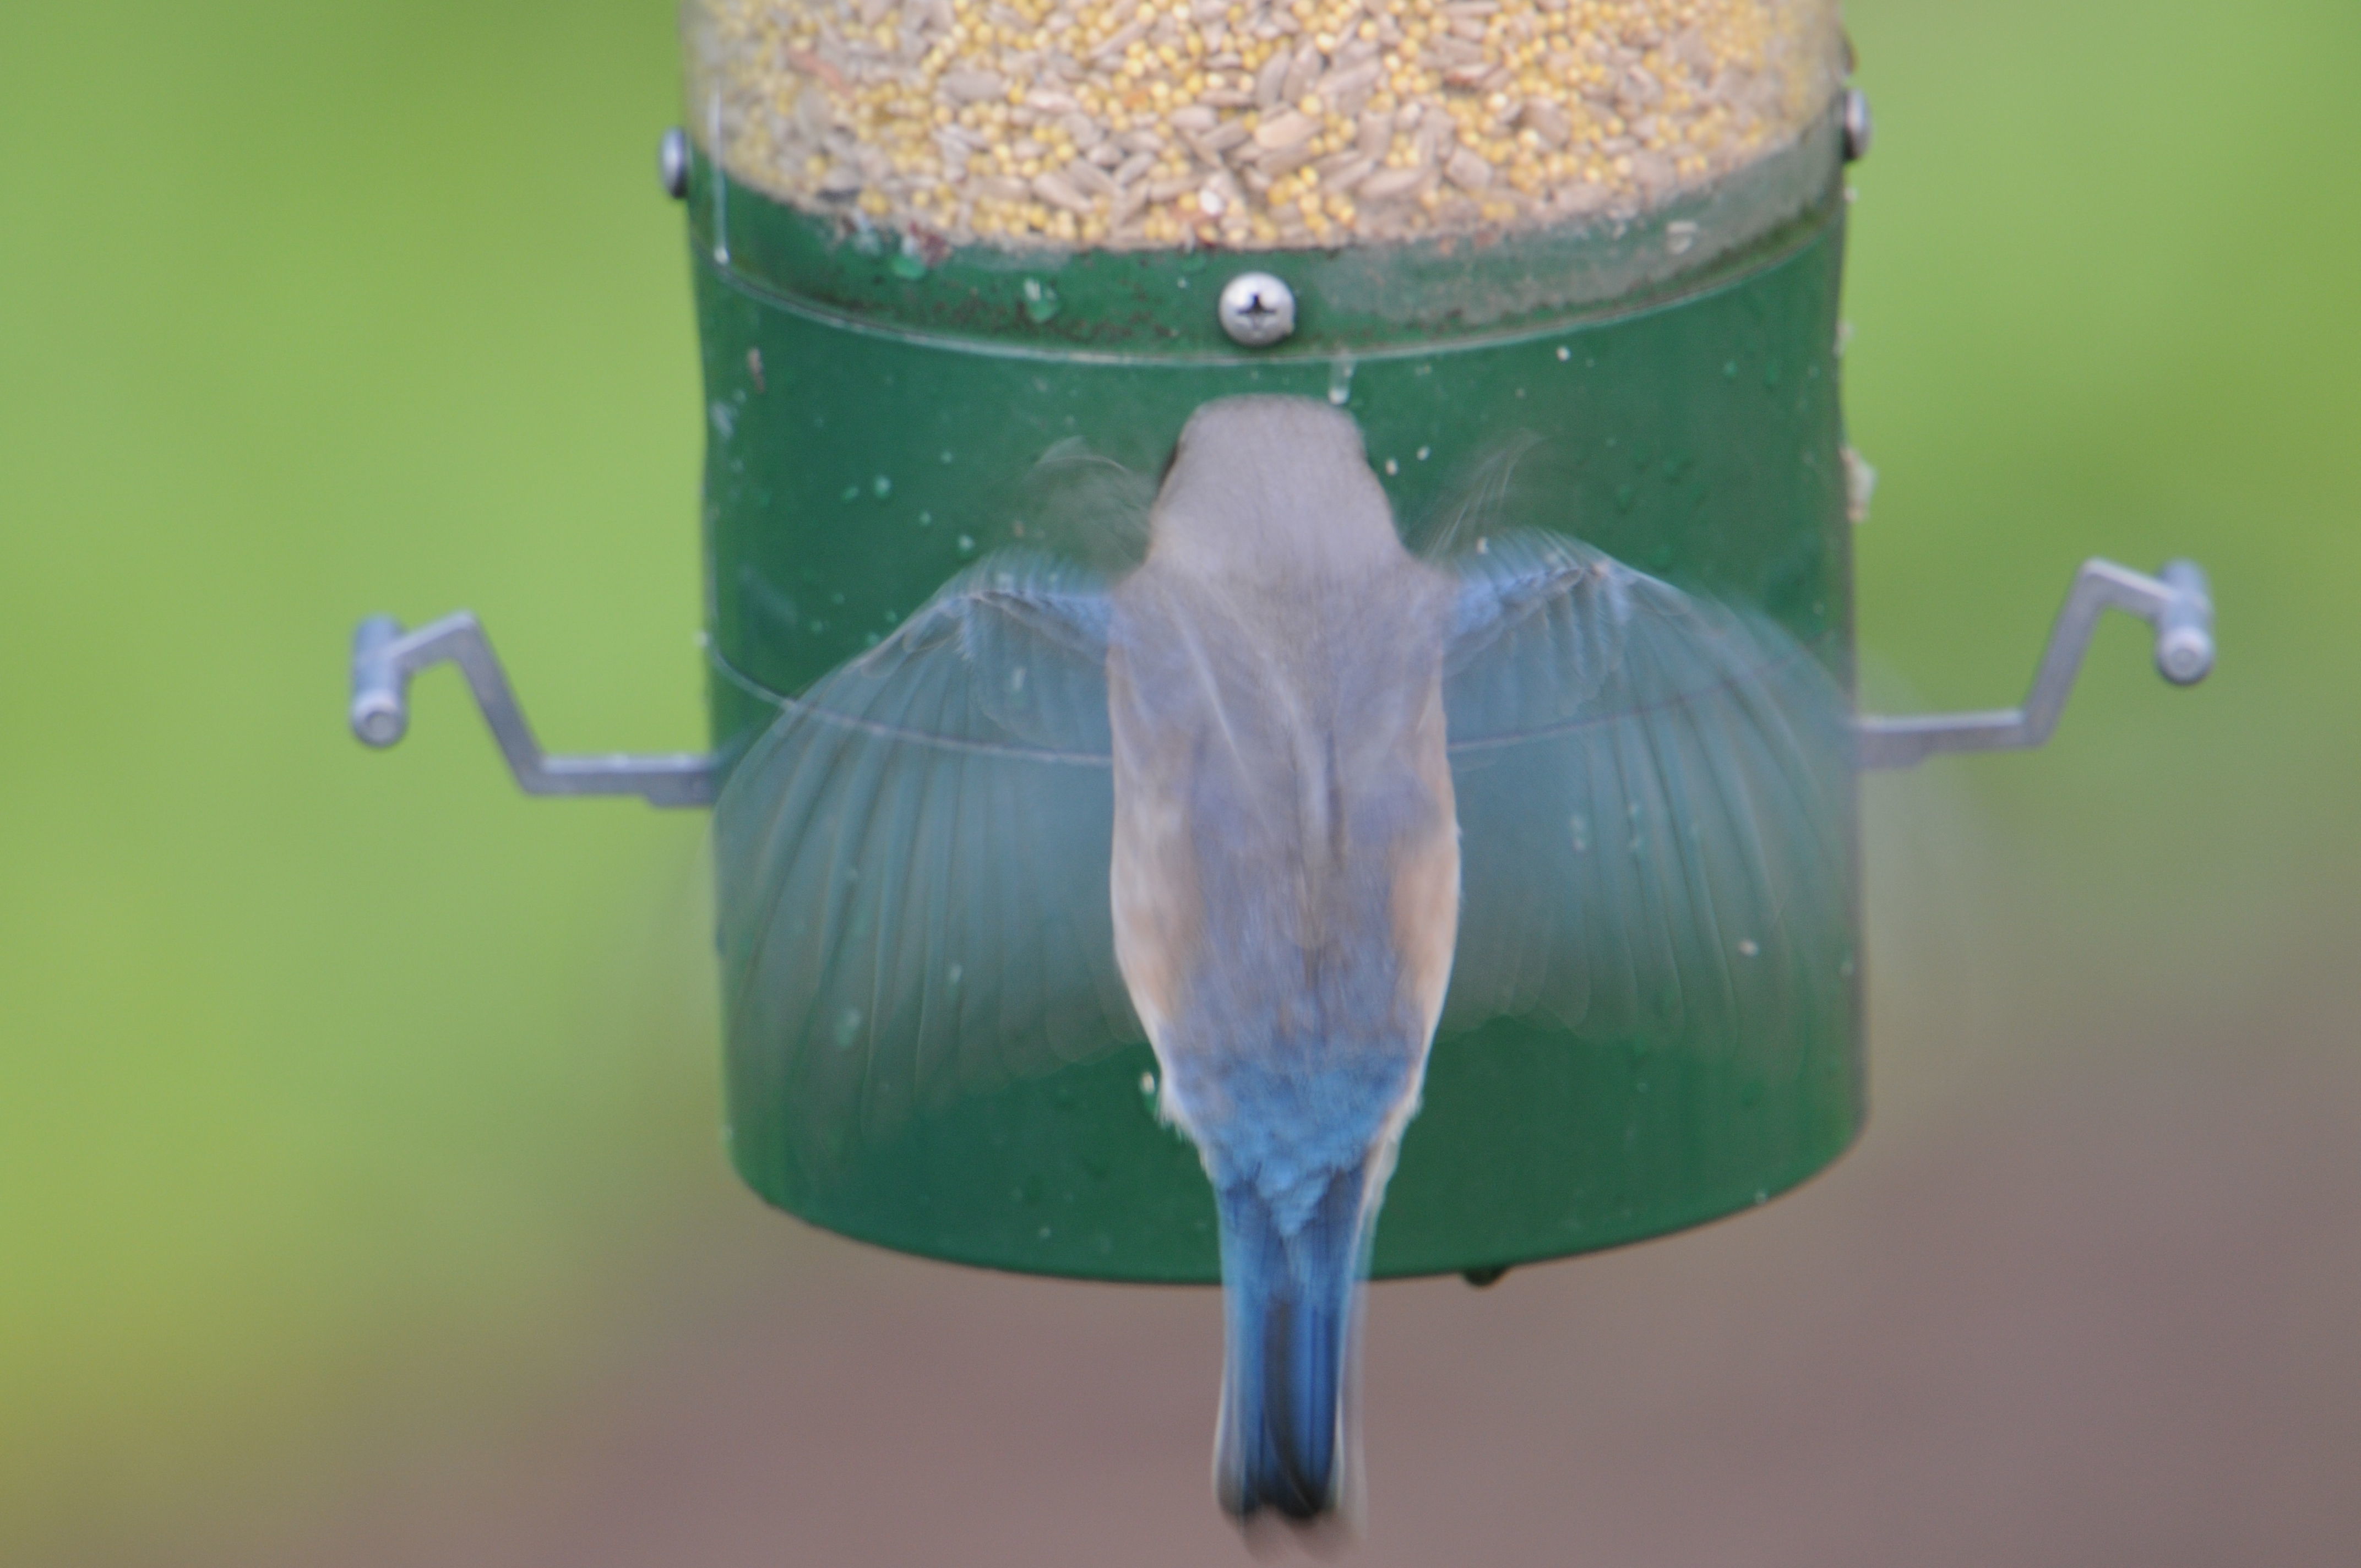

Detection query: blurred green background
(3, 1), (2355, 1563)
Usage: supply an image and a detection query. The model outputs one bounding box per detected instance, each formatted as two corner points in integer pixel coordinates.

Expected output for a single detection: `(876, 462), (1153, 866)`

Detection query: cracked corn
(686, 0), (1842, 250)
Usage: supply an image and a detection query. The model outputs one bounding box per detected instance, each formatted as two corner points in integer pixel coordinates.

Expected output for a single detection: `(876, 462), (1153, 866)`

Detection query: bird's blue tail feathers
(1214, 1165), (1373, 1532)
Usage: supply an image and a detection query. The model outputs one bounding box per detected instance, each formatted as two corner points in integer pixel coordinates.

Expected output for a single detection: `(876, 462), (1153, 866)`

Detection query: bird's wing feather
(1440, 531), (1853, 1047)
(714, 553), (1141, 1147)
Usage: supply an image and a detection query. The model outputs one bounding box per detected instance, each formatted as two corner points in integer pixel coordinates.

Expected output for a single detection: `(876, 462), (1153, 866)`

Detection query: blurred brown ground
(232, 999), (2361, 1568)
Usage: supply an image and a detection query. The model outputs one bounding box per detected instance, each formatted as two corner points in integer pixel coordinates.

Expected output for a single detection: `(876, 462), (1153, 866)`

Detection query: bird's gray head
(1148, 396), (1406, 582)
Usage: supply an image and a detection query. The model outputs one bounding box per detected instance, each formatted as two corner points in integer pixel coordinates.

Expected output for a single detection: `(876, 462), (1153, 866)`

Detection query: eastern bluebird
(715, 395), (1849, 1535)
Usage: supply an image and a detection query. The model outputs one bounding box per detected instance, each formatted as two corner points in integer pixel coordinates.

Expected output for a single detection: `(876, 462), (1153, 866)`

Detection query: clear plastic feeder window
(682, 0), (1844, 253)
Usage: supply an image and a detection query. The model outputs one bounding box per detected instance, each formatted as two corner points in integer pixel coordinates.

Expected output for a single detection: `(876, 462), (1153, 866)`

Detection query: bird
(713, 394), (1850, 1536)
(1106, 398), (1462, 1532)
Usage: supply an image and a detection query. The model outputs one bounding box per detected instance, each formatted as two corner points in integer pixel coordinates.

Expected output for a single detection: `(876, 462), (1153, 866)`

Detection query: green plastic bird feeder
(350, 0), (2214, 1284)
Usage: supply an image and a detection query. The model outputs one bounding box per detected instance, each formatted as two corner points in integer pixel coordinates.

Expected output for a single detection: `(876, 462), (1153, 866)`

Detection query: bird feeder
(350, 0), (2213, 1284)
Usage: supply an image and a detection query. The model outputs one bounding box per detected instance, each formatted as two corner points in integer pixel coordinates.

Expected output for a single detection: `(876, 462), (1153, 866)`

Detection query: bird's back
(1104, 395), (1460, 1203)
(1109, 570), (1450, 1044)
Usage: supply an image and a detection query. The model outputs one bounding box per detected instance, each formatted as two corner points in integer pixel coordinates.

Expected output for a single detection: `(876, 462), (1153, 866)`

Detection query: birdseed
(684, 0), (1841, 251)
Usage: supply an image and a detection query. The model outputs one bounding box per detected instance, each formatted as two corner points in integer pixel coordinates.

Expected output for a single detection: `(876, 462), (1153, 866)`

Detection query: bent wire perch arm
(1853, 558), (2214, 770)
(348, 613), (716, 808)
(346, 558), (2212, 802)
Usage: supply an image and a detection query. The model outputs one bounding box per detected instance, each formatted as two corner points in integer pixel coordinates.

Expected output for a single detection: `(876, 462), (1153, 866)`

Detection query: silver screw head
(659, 127), (691, 200)
(1217, 271), (1296, 347)
(1841, 88), (1873, 163)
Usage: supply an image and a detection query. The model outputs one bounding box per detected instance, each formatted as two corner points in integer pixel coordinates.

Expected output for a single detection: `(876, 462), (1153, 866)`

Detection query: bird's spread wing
(1439, 531), (1853, 1045)
(714, 553), (1142, 1145)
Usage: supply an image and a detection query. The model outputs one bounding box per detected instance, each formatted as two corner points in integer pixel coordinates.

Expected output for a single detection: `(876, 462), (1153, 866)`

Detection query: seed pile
(688, 0), (1839, 250)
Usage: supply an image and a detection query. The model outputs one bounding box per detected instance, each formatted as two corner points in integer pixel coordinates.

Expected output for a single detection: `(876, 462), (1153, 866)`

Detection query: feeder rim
(683, 104), (1851, 358)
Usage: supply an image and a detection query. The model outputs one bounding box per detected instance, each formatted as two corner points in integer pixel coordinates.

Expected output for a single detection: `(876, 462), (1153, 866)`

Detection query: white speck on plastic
(1738, 938), (1759, 957)
(1416, 445), (1431, 461)
(1556, 345), (1572, 362)
(1843, 445), (1878, 525)
(1327, 356), (1355, 405)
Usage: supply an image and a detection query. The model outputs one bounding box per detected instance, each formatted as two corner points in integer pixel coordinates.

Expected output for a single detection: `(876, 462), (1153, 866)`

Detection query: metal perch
(350, 557), (2213, 800)
(348, 612), (715, 808)
(1853, 558), (2213, 770)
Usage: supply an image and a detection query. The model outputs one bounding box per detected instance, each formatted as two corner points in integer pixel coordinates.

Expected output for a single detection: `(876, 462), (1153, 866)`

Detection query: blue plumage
(1214, 1166), (1368, 1522)
(711, 394), (1851, 1534)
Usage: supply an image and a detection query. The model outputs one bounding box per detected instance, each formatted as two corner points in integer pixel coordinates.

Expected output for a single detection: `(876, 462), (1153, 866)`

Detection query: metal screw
(1841, 88), (1873, 163)
(659, 127), (690, 200)
(1217, 271), (1296, 347)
